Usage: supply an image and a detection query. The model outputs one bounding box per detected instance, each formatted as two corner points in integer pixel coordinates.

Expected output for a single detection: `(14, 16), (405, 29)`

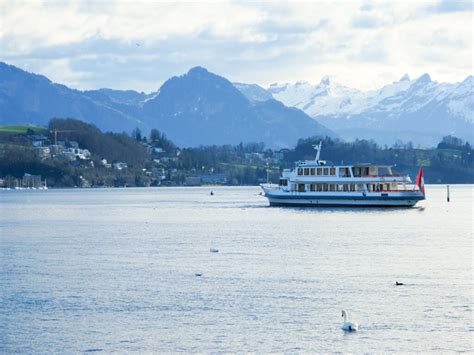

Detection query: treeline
(1, 118), (473, 186)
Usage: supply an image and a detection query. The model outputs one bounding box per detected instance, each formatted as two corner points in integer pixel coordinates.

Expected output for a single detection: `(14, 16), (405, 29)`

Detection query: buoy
(447, 185), (450, 202)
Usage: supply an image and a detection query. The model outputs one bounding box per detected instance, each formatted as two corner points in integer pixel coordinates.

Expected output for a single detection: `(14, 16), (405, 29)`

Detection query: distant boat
(261, 142), (425, 207)
(209, 248), (219, 253)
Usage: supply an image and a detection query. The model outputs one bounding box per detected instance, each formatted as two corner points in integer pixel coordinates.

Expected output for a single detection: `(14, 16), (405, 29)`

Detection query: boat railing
(356, 174), (405, 178)
(371, 189), (420, 193)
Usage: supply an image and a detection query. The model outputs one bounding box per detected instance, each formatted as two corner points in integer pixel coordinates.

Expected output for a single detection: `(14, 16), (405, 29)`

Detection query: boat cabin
(293, 164), (393, 178)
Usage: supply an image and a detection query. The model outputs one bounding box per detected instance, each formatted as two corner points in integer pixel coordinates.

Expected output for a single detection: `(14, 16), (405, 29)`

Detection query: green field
(0, 125), (48, 135)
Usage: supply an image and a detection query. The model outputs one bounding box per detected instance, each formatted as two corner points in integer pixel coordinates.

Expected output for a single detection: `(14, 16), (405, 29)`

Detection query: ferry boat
(261, 142), (425, 207)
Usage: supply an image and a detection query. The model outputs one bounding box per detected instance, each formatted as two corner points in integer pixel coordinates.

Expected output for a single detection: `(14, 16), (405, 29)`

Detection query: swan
(341, 310), (359, 332)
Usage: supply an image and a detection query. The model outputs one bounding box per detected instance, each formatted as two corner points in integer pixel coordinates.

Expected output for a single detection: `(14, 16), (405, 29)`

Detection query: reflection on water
(0, 185), (472, 352)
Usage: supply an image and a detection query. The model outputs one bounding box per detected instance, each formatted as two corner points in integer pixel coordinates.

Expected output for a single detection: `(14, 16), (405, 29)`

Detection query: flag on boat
(415, 166), (425, 194)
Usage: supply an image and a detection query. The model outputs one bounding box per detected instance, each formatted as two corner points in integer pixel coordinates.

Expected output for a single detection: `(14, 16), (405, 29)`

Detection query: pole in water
(447, 184), (450, 202)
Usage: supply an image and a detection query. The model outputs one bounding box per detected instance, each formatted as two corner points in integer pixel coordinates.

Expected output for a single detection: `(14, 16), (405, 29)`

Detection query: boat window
(279, 179), (288, 186)
(352, 167), (359, 177)
(304, 168), (309, 176)
(317, 184), (323, 192)
(317, 168), (322, 176)
(298, 184), (305, 192)
(339, 167), (350, 177)
(357, 184), (365, 191)
(323, 168), (329, 176)
(343, 184), (349, 192)
(350, 184), (355, 192)
(329, 184), (335, 191)
(298, 168), (303, 175)
(310, 168), (315, 175)
(323, 184), (329, 191)
(330, 168), (336, 176)
(310, 184), (315, 191)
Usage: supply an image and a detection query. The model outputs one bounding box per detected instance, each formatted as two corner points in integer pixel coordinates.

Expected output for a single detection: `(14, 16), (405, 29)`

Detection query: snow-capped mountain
(259, 74), (473, 146)
(268, 77), (362, 116)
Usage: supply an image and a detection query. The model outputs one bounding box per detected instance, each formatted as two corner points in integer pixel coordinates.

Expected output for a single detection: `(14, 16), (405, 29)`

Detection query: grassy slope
(0, 125), (48, 135)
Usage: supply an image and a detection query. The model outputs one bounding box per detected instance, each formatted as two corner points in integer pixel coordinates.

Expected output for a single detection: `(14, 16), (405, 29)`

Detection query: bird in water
(395, 281), (404, 286)
(341, 310), (359, 332)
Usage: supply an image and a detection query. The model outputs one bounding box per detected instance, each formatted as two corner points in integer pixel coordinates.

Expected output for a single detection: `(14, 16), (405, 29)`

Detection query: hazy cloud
(352, 14), (384, 28)
(0, 0), (471, 91)
(425, 0), (472, 13)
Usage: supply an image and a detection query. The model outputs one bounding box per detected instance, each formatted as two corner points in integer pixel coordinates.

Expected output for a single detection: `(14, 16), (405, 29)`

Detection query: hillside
(0, 62), (144, 132)
(141, 67), (334, 147)
(0, 62), (334, 149)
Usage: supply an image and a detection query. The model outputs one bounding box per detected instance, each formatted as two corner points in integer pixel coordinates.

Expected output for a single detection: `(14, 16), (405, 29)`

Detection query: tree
(150, 129), (160, 144)
(132, 127), (142, 142)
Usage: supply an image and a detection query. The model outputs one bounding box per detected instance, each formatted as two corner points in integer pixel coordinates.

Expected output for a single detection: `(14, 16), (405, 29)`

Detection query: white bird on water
(341, 310), (359, 332)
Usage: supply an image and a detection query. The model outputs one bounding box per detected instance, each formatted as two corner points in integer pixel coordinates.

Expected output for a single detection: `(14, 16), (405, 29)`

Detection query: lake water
(1, 185), (472, 352)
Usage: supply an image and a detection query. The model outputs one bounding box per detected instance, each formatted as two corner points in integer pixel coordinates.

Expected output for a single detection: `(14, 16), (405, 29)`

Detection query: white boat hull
(262, 187), (424, 207)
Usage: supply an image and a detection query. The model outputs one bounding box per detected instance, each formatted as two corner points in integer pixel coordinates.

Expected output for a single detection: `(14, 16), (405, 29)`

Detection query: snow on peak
(295, 80), (309, 86)
(266, 73), (472, 122)
(320, 75), (330, 86)
(417, 73), (432, 83)
(400, 74), (410, 81)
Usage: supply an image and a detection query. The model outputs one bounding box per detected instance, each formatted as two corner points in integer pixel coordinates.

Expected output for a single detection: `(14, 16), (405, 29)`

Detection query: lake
(0, 185), (472, 352)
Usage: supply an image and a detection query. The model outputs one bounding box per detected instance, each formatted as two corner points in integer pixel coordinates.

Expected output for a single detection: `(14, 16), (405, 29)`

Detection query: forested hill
(0, 118), (473, 187)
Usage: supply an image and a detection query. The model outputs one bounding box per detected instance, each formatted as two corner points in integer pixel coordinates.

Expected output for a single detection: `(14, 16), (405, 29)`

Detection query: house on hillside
(35, 146), (51, 159)
(113, 162), (128, 170)
(27, 134), (48, 147)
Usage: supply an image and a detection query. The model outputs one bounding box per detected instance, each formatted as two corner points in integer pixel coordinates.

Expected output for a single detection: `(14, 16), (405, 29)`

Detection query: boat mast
(313, 141), (322, 164)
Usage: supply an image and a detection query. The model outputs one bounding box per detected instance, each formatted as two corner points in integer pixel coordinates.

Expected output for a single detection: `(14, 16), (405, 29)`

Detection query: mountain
(0, 62), (334, 148)
(233, 82), (273, 102)
(0, 62), (145, 132)
(141, 67), (334, 147)
(262, 74), (473, 146)
(268, 77), (363, 116)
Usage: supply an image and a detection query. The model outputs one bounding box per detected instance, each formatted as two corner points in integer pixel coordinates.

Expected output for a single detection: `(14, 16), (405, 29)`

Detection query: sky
(1, 0), (472, 92)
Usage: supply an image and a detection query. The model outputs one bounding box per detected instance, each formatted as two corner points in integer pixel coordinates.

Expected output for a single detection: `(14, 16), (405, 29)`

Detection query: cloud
(0, 0), (471, 91)
(351, 14), (384, 28)
(425, 0), (472, 13)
